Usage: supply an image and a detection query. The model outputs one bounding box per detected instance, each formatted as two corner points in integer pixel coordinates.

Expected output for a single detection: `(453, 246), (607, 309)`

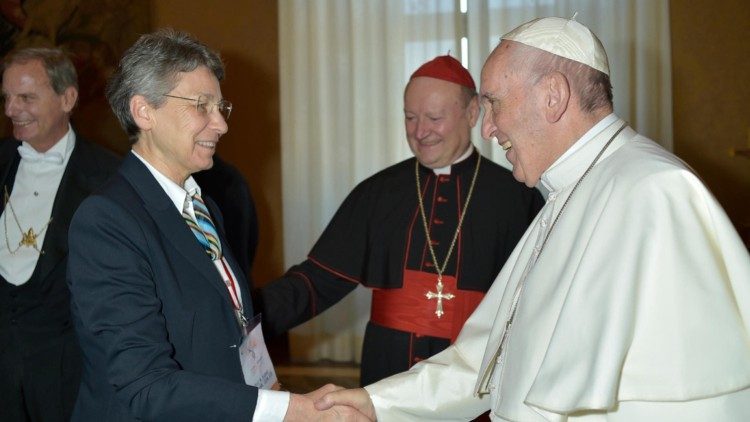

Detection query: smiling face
(2, 59), (76, 152)
(404, 76), (479, 169)
(133, 65), (228, 185)
(480, 42), (551, 187)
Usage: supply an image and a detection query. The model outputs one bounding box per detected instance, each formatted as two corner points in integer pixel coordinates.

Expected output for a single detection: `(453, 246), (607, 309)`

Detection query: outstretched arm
(255, 260), (358, 337)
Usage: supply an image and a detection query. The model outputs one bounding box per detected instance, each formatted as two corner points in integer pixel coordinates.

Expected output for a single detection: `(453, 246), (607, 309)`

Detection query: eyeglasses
(163, 94), (233, 120)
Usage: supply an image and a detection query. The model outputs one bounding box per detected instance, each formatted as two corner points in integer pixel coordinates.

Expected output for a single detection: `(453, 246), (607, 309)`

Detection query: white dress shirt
(0, 126), (75, 285)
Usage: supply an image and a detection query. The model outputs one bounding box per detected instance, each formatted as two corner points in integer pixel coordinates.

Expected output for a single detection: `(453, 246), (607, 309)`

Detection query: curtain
(278, 0), (672, 363)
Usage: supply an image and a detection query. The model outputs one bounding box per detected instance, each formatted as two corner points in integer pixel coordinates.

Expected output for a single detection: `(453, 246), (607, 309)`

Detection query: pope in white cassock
(315, 16), (750, 421)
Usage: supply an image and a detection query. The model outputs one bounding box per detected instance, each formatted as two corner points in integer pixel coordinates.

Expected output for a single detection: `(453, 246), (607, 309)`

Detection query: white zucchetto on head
(501, 15), (610, 76)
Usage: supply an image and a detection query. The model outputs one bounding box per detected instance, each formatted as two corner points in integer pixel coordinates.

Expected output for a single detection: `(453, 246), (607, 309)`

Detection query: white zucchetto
(502, 16), (610, 76)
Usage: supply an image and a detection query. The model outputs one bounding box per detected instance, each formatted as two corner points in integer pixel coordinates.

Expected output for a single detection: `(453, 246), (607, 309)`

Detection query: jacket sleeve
(255, 259), (359, 338)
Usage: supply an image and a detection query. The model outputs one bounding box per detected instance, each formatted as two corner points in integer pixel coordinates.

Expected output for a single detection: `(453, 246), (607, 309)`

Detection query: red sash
(370, 269), (484, 342)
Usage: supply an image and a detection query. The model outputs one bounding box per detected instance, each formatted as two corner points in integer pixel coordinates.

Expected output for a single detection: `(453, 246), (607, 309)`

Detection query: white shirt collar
(18, 124), (75, 164)
(432, 143), (475, 175)
(540, 113), (618, 193)
(130, 150), (201, 213)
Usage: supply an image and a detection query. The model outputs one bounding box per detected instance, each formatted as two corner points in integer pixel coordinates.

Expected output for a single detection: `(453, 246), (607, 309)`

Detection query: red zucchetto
(409, 55), (476, 91)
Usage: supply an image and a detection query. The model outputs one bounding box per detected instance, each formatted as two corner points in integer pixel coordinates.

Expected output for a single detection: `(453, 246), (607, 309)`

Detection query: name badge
(238, 313), (278, 389)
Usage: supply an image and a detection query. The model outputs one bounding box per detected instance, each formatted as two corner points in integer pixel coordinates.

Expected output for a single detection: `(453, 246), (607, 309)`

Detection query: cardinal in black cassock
(255, 55), (543, 386)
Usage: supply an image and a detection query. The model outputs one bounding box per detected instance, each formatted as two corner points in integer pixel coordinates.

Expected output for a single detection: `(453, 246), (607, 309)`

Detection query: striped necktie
(183, 192), (222, 261)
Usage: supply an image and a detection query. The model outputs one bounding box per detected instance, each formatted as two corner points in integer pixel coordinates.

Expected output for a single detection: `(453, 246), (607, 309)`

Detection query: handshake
(284, 384), (376, 421)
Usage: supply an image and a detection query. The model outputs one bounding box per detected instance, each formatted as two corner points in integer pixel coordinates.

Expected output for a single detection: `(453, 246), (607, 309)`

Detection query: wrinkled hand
(315, 387), (376, 421)
(284, 384), (373, 421)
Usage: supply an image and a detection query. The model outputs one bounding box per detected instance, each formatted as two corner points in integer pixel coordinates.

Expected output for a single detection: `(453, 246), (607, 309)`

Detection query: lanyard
(218, 257), (248, 329)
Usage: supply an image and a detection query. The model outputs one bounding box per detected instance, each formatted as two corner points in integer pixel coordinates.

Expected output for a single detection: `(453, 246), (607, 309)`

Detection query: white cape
(366, 118), (750, 421)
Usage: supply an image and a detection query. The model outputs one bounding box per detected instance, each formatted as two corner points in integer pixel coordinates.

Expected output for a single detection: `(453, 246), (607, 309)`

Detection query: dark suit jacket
(67, 152), (259, 421)
(0, 134), (119, 418)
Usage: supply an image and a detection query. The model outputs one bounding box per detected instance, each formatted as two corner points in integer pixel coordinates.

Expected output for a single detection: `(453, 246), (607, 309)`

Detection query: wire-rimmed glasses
(163, 94), (233, 120)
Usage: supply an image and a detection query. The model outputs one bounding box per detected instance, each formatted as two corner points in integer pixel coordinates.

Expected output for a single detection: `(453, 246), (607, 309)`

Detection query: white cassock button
(540, 219), (548, 228)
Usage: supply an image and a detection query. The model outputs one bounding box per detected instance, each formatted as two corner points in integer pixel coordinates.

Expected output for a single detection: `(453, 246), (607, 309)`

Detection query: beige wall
(151, 0), (284, 284)
(670, 0), (750, 245)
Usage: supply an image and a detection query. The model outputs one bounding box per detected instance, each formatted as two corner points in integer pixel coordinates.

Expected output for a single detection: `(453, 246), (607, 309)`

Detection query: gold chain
(3, 185), (52, 254)
(415, 154), (481, 279)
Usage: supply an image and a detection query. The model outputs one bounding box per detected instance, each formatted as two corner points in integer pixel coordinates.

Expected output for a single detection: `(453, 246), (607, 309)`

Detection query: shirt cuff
(253, 389), (290, 422)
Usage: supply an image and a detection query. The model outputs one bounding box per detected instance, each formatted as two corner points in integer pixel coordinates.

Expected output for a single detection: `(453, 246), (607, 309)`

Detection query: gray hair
(106, 28), (225, 142)
(459, 85), (478, 108)
(507, 42), (613, 113)
(2, 47), (78, 94)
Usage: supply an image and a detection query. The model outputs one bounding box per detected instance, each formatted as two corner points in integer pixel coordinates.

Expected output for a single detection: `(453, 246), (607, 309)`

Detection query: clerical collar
(540, 114), (623, 193)
(430, 144), (475, 175)
(554, 113), (617, 168)
(131, 150), (201, 214)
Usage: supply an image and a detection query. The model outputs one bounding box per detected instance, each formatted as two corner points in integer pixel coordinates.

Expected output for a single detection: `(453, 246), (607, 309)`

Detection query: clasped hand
(284, 384), (376, 421)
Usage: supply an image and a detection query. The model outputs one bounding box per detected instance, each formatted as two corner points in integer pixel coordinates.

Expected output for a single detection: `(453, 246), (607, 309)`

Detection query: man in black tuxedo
(0, 48), (119, 421)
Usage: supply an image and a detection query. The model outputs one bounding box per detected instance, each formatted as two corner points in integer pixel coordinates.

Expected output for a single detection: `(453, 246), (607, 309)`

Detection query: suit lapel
(34, 140), (89, 283)
(120, 154), (241, 313)
(0, 139), (21, 215)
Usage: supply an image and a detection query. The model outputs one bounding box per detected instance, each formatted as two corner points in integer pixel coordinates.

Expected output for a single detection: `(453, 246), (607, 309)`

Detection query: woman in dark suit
(66, 29), (362, 422)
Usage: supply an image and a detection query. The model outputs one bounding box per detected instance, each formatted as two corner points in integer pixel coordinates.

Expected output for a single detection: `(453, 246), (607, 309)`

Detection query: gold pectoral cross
(425, 276), (455, 318)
